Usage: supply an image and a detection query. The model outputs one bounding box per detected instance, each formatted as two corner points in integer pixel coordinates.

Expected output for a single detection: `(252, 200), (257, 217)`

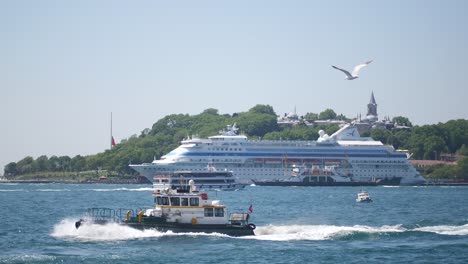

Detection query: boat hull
(125, 216), (255, 237)
(252, 176), (402, 187)
(252, 180), (378, 187)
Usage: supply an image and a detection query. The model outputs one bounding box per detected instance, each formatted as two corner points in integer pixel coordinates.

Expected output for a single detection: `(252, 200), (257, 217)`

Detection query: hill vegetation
(4, 105), (468, 180)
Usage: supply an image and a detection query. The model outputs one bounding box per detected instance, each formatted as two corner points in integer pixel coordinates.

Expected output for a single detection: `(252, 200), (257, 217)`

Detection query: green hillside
(4, 105), (468, 180)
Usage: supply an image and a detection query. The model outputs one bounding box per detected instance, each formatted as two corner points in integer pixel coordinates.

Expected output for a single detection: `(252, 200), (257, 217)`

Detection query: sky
(1, 0), (468, 174)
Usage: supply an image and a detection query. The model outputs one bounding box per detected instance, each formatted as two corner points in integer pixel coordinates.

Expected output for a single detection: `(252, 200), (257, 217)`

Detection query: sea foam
(414, 223), (468, 236)
(51, 218), (230, 242)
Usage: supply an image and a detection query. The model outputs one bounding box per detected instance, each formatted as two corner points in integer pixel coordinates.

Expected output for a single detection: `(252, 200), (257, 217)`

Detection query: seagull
(332, 60), (373, 80)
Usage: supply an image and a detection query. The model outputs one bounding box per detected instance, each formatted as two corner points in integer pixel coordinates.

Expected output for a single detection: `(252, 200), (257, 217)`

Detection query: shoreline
(1, 179), (468, 186)
(0, 179), (151, 184)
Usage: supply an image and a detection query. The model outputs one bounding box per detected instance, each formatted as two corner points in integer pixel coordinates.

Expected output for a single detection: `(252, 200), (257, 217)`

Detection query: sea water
(0, 183), (467, 263)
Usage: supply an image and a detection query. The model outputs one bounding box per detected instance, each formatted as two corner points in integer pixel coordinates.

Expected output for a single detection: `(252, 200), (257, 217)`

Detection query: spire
(369, 91), (376, 104)
(366, 91), (378, 119)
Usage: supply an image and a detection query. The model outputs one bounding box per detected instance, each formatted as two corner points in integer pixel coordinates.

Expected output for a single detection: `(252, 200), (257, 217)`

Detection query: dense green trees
(393, 116), (413, 127)
(4, 105), (468, 179)
(304, 112), (318, 121)
(318, 108), (337, 120)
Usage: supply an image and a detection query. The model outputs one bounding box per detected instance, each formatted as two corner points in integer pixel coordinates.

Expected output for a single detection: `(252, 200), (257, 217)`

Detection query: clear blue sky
(1, 0), (468, 173)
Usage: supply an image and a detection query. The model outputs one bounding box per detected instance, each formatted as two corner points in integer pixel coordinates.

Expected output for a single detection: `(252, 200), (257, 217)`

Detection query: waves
(251, 223), (468, 241)
(251, 224), (405, 241)
(414, 224), (468, 236)
(51, 218), (468, 242)
(51, 218), (166, 241)
(51, 219), (231, 242)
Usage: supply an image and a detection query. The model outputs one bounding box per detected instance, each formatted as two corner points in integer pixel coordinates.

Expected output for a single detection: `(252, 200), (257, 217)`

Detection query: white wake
(250, 224), (404, 241)
(51, 219), (468, 242)
(51, 219), (230, 241)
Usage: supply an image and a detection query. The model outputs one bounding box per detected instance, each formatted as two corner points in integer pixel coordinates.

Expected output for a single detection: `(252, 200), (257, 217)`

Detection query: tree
(237, 112), (278, 138)
(16, 156), (34, 175)
(70, 155), (86, 172)
(35, 155), (50, 172)
(49, 156), (60, 171)
(248, 104), (276, 116)
(202, 108), (219, 115)
(4, 162), (17, 176)
(407, 134), (426, 160)
(455, 157), (468, 179)
(423, 136), (448, 160)
(370, 128), (392, 144)
(392, 130), (411, 150)
(442, 119), (468, 153)
(393, 116), (413, 127)
(457, 144), (468, 156)
(304, 112), (318, 121)
(318, 109), (337, 120)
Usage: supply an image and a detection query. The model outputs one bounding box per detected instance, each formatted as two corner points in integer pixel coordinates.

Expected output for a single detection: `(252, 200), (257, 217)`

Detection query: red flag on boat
(248, 204), (253, 213)
(111, 136), (116, 147)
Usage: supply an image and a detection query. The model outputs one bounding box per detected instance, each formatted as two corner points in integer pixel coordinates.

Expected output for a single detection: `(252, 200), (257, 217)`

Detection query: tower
(366, 92), (378, 122)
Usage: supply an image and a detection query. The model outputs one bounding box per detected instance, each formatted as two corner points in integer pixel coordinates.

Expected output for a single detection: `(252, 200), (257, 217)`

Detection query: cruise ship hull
(252, 177), (402, 187)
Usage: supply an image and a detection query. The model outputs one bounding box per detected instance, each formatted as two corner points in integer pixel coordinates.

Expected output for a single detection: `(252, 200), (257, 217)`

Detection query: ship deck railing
(85, 208), (145, 223)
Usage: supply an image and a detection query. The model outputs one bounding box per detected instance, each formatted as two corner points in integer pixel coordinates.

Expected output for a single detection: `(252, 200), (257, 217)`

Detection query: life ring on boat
(248, 224), (256, 230)
(138, 210), (144, 223)
(191, 218), (198, 225)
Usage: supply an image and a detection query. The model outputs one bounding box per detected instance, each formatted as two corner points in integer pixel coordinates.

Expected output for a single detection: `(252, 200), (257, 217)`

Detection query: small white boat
(356, 190), (372, 202)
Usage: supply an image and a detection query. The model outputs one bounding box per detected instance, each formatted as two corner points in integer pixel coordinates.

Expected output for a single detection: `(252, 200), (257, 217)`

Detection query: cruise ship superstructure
(129, 124), (426, 185)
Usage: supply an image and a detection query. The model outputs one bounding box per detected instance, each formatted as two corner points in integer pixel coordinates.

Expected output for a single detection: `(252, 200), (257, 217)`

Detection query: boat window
(204, 208), (214, 217)
(170, 197), (180, 206)
(181, 198), (189, 206)
(215, 208), (224, 217)
(190, 197), (199, 206)
(156, 196), (169, 205)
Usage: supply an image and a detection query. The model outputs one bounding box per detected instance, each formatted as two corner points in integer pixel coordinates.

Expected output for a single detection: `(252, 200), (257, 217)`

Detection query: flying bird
(332, 60), (373, 80)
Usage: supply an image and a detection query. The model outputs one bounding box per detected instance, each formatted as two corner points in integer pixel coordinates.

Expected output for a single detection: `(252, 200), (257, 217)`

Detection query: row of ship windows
(190, 159), (243, 163)
(148, 167), (272, 170)
(206, 143), (239, 146)
(147, 167), (282, 171)
(207, 148), (243, 151)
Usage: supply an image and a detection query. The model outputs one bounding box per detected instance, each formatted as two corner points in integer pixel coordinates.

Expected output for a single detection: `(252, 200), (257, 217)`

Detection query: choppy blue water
(0, 183), (467, 263)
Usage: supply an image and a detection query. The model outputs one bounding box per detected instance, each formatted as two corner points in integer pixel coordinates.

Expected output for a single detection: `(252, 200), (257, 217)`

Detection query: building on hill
(277, 107), (302, 127)
(409, 160), (457, 168)
(439, 154), (464, 162)
(352, 92), (399, 133)
(277, 92), (406, 132)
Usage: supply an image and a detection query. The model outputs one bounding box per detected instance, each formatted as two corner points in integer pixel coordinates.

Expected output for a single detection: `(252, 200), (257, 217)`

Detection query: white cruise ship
(129, 124), (426, 185)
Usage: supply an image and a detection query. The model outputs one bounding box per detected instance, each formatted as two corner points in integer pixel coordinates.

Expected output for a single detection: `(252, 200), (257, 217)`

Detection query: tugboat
(356, 190), (372, 203)
(75, 179), (255, 237)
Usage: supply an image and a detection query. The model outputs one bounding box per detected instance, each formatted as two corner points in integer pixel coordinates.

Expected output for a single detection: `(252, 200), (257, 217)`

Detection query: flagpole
(110, 112), (113, 149)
